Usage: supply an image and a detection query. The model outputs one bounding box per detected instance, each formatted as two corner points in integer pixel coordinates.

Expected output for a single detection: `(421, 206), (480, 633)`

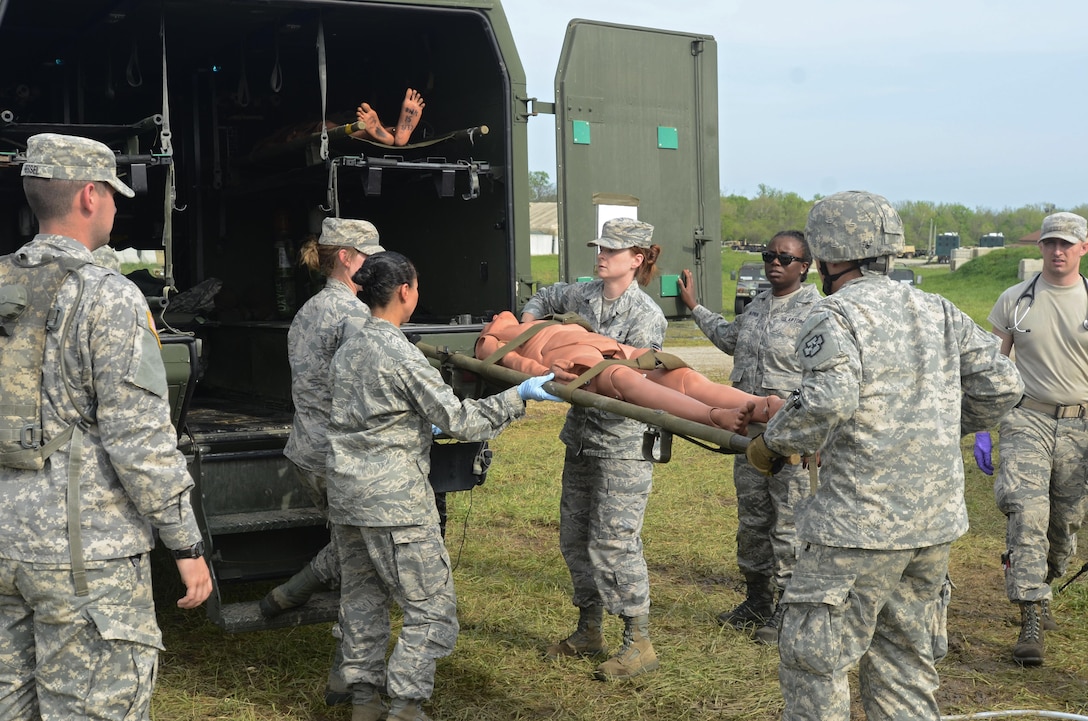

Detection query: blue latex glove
(974, 431), (993, 475)
(517, 372), (562, 402)
(432, 425), (443, 436)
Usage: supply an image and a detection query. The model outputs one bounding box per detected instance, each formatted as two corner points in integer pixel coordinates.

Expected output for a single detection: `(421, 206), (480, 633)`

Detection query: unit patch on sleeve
(802, 334), (825, 358)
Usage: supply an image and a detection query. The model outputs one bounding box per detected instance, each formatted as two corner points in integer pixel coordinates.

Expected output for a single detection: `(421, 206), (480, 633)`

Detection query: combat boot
(717, 573), (774, 630)
(1040, 598), (1058, 631)
(594, 614), (659, 681)
(753, 597), (784, 646)
(259, 564), (327, 617)
(544, 605), (608, 659)
(349, 684), (385, 721)
(386, 698), (432, 721)
(324, 642), (352, 706)
(1012, 601), (1044, 667)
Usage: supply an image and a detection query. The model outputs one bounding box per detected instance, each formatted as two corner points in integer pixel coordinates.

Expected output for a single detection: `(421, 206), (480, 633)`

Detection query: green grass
(153, 402), (1088, 720)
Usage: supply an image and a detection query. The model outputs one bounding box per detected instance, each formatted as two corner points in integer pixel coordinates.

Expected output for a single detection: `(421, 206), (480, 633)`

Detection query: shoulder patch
(802, 333), (825, 358)
(796, 311), (845, 369)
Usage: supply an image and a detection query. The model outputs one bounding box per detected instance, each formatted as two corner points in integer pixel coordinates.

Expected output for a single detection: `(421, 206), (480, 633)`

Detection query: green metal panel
(555, 20), (721, 316)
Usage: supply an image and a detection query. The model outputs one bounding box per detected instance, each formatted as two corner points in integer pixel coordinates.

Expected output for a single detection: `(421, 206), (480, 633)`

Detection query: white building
(529, 202), (558, 255)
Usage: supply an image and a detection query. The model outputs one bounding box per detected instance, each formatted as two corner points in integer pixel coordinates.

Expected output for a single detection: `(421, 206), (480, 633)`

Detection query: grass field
(150, 246), (1088, 720)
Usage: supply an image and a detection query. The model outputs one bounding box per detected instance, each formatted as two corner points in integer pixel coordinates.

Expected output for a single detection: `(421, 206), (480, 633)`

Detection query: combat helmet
(805, 190), (904, 264)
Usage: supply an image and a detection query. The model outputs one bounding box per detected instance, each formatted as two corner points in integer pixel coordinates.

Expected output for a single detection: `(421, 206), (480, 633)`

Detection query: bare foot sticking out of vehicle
(394, 88), (425, 146)
(356, 102), (395, 145)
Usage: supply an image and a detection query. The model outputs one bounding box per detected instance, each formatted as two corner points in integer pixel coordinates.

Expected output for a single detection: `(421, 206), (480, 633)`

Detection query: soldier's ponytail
(633, 244), (661, 287)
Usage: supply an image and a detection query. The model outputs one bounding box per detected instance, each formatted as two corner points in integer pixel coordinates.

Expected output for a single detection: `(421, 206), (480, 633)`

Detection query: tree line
(529, 172), (1088, 251)
(723, 185), (1088, 250)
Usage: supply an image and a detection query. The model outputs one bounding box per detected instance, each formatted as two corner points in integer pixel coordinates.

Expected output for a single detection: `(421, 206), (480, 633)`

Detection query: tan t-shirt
(988, 274), (1088, 405)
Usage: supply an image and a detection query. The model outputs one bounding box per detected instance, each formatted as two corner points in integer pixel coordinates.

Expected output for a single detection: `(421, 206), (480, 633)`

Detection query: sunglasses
(761, 251), (805, 266)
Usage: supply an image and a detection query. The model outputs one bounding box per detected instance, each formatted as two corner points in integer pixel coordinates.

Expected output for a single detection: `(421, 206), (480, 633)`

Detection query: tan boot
(594, 614), (659, 681)
(544, 605), (608, 659)
(1013, 602), (1044, 667)
(350, 697), (385, 721)
(349, 683), (385, 721)
(386, 698), (432, 721)
(259, 564), (326, 617)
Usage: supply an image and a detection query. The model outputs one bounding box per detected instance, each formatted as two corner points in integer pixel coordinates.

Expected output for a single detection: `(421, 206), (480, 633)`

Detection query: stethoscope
(1006, 273), (1088, 334)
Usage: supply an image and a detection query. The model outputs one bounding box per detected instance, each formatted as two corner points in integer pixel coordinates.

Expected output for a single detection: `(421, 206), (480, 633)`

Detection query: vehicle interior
(0, 0), (513, 628)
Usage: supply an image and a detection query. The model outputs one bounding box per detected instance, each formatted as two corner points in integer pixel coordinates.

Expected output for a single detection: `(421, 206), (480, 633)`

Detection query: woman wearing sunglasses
(678, 230), (820, 645)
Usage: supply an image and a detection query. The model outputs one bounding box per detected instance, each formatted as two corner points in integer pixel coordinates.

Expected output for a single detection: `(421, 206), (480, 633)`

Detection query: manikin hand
(549, 360), (579, 384)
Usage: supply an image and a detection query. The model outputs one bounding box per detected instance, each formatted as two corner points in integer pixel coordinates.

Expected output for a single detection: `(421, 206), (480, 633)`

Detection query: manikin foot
(393, 87), (425, 146)
(355, 102), (395, 145)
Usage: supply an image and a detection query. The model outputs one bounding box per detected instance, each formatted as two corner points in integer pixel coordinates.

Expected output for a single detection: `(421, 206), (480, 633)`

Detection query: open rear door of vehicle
(554, 19), (720, 316)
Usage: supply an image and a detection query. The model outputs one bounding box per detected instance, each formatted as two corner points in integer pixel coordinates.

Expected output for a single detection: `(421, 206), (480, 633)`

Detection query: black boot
(717, 573), (774, 630)
(1013, 601), (1044, 667)
(1039, 598), (1058, 631)
(753, 595), (784, 646)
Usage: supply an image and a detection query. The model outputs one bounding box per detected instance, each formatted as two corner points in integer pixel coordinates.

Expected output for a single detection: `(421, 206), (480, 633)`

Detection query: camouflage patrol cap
(588, 217), (654, 250)
(1039, 212), (1087, 245)
(21, 133), (135, 198)
(319, 217), (385, 255)
(805, 190), (904, 263)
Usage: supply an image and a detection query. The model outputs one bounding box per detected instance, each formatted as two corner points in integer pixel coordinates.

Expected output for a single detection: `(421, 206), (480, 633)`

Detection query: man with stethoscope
(976, 211), (1088, 667)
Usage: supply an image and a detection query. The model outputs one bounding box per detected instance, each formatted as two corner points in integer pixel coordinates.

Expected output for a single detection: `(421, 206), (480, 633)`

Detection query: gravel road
(661, 344), (734, 377)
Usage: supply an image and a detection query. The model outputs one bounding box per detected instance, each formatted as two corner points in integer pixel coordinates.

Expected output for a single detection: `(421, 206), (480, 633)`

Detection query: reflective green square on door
(657, 126), (679, 149)
(572, 120), (591, 145)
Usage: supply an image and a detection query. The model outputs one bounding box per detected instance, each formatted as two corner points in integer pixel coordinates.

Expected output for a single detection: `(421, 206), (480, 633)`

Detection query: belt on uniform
(1017, 396), (1088, 419)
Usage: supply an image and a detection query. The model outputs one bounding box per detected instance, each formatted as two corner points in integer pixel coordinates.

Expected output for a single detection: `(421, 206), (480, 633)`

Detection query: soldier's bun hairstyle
(354, 251), (417, 309)
(632, 243), (662, 287)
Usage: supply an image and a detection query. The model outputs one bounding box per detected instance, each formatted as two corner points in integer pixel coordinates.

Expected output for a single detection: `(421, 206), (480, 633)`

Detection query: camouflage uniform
(0, 234), (203, 720)
(764, 272), (1022, 721)
(691, 284), (819, 588)
(521, 278), (667, 617)
(284, 279), (371, 584)
(326, 315), (525, 703)
(988, 274), (1088, 604)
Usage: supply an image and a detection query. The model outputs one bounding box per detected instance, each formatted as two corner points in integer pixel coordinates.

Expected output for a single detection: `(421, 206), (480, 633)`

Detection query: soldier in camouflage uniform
(679, 230), (820, 645)
(747, 191), (1022, 721)
(0, 133), (212, 719)
(521, 217), (668, 681)
(326, 252), (560, 721)
(260, 217), (385, 704)
(977, 211), (1088, 666)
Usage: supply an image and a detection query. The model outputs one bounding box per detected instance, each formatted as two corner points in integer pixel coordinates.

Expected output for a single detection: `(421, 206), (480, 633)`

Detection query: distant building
(530, 202), (559, 255)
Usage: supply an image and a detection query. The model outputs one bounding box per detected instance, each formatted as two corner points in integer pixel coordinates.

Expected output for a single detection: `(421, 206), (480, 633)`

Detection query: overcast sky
(502, 0), (1087, 210)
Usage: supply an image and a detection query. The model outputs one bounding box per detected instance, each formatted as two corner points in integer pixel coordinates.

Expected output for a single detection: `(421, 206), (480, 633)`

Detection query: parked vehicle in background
(733, 262), (772, 314)
(888, 268), (921, 285)
(936, 232), (961, 263)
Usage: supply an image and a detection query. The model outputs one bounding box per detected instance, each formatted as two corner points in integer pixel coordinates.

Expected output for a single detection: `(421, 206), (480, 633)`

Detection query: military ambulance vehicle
(0, 0), (720, 630)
